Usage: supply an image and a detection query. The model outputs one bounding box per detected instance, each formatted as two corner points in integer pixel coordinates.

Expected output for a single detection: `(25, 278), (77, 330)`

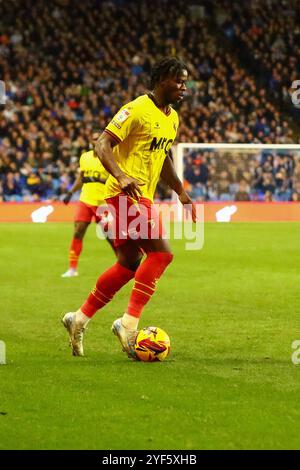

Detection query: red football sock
(69, 238), (83, 269)
(127, 252), (173, 318)
(81, 262), (135, 317)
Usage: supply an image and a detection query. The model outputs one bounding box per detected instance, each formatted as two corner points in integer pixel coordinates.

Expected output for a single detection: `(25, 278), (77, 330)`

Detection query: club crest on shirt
(173, 122), (177, 132)
(154, 122), (160, 129)
(115, 108), (130, 124)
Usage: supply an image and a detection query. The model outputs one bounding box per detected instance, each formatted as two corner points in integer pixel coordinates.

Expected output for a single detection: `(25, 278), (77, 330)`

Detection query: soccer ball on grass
(135, 326), (171, 362)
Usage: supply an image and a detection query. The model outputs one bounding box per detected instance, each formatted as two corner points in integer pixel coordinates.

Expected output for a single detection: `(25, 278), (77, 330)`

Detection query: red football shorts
(105, 194), (164, 247)
(75, 201), (108, 225)
(74, 201), (101, 223)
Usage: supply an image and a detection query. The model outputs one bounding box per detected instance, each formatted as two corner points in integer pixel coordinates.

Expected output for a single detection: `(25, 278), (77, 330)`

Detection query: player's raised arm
(95, 131), (143, 200)
(161, 152), (197, 222)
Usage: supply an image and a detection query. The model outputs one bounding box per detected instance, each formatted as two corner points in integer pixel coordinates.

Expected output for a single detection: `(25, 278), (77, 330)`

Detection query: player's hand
(117, 174), (145, 200)
(178, 190), (197, 222)
(63, 192), (72, 205)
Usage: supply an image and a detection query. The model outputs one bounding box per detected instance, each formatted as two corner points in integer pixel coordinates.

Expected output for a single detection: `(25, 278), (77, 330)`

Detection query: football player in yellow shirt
(61, 133), (114, 277)
(62, 57), (196, 357)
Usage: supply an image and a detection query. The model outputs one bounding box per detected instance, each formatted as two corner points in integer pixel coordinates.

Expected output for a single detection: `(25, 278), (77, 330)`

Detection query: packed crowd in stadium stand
(183, 148), (299, 202)
(216, 0), (300, 116)
(0, 0), (299, 203)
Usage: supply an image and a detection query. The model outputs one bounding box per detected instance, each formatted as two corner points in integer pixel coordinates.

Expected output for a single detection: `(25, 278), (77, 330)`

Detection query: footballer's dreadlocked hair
(150, 57), (187, 89)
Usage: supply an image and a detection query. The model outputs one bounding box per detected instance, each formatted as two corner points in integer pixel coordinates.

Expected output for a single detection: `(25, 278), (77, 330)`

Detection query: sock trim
(132, 287), (152, 297)
(91, 290), (109, 304)
(92, 287), (112, 302)
(135, 280), (155, 292)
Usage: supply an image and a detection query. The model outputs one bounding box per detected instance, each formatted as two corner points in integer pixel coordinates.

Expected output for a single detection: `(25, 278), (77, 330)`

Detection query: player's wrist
(116, 172), (127, 183)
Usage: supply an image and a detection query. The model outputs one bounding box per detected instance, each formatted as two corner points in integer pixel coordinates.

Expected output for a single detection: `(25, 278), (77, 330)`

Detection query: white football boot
(111, 318), (138, 360)
(62, 312), (85, 356)
(61, 268), (78, 278)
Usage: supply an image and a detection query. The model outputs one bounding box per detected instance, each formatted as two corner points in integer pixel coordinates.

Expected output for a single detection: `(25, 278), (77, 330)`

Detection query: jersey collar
(147, 93), (171, 116)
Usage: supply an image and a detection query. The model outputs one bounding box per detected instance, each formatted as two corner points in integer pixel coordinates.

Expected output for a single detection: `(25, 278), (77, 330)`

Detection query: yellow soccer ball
(135, 326), (171, 362)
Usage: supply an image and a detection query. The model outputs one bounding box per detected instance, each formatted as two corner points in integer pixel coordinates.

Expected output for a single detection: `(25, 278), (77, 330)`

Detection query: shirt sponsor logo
(150, 137), (173, 154)
(115, 108), (130, 124)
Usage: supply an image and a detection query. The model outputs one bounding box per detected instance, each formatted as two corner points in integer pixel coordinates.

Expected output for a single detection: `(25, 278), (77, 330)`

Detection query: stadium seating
(0, 0), (298, 202)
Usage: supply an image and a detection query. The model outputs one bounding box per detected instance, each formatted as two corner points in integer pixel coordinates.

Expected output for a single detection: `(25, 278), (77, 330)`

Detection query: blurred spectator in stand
(265, 190), (273, 202)
(215, 170), (232, 201)
(2, 171), (22, 201)
(261, 173), (276, 197)
(235, 179), (250, 201)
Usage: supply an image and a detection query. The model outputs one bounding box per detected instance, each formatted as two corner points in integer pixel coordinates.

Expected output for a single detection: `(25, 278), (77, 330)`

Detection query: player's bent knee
(148, 251), (174, 266)
(118, 256), (143, 272)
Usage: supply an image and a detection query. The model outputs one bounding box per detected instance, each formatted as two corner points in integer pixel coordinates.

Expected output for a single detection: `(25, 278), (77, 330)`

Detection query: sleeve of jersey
(105, 106), (140, 143)
(79, 153), (85, 171)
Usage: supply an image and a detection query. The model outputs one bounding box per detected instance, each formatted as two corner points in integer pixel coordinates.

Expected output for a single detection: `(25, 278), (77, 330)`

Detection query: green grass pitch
(1, 222), (300, 450)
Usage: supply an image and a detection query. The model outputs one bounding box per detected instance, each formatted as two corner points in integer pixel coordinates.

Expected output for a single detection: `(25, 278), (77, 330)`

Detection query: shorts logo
(115, 108), (130, 124)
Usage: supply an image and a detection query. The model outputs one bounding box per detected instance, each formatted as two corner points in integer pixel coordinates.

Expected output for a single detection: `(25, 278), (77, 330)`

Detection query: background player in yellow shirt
(62, 57), (196, 357)
(61, 133), (114, 277)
